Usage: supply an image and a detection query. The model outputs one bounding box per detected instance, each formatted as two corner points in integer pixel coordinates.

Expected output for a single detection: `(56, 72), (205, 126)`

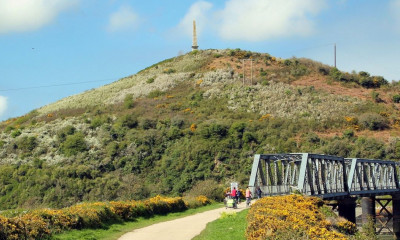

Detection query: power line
(0, 77), (121, 92)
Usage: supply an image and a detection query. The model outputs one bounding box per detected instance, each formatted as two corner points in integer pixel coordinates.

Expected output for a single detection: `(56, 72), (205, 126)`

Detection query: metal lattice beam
(249, 153), (400, 199)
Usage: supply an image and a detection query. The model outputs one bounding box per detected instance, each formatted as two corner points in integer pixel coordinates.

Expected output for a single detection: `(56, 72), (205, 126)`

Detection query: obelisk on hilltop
(192, 20), (199, 51)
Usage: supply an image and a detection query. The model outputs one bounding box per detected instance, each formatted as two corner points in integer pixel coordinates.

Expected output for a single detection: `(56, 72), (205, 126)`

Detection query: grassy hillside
(1, 49), (400, 210)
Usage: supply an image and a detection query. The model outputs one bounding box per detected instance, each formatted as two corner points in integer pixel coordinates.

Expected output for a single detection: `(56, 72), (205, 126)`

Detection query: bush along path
(118, 201), (248, 240)
(0, 195), (211, 240)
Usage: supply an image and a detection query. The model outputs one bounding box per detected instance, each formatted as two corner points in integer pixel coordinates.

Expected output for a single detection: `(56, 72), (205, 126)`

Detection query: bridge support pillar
(361, 196), (376, 225)
(338, 197), (357, 223)
(393, 194), (400, 240)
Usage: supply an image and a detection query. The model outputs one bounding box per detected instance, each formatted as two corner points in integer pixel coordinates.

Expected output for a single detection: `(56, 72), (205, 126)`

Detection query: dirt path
(118, 201), (248, 240)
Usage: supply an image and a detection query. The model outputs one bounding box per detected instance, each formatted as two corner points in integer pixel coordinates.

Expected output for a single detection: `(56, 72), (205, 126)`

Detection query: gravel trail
(118, 201), (248, 240)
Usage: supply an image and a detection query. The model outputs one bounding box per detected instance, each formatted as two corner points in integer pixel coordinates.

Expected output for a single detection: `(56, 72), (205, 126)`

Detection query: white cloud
(217, 0), (326, 41)
(0, 0), (78, 34)
(391, 0), (400, 28)
(0, 96), (7, 118)
(107, 6), (140, 32)
(175, 1), (213, 37)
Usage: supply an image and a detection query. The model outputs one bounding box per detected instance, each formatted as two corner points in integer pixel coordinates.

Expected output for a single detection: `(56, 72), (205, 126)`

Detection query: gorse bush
(358, 113), (388, 130)
(246, 195), (356, 240)
(0, 195), (210, 240)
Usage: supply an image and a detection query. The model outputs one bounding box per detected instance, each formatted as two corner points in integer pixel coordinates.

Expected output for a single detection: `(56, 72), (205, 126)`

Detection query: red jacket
(231, 189), (237, 197)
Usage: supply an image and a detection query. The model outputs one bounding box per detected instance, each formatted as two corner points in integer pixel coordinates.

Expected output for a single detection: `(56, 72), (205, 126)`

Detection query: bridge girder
(249, 153), (400, 199)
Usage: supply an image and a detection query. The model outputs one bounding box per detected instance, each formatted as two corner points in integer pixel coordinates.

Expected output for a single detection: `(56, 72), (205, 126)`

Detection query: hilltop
(1, 49), (400, 210)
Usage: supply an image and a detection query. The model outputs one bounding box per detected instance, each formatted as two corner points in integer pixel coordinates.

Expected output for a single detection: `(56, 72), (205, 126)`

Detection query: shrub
(148, 90), (164, 98)
(123, 94), (134, 109)
(261, 80), (269, 86)
(10, 129), (21, 138)
(393, 94), (400, 103)
(371, 91), (382, 103)
(0, 195), (205, 239)
(17, 136), (37, 152)
(358, 113), (388, 130)
(246, 195), (351, 240)
(61, 132), (87, 156)
(57, 125), (76, 142)
(140, 118), (156, 130)
(321, 139), (352, 157)
(343, 129), (354, 138)
(163, 68), (176, 74)
(146, 77), (155, 84)
(200, 123), (228, 139)
(90, 116), (106, 129)
(184, 179), (225, 201)
(329, 67), (342, 81)
(119, 114), (138, 129)
(171, 117), (185, 128)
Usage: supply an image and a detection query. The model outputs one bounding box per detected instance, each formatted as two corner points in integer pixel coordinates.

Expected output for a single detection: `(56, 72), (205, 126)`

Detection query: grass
(52, 203), (223, 240)
(192, 209), (249, 240)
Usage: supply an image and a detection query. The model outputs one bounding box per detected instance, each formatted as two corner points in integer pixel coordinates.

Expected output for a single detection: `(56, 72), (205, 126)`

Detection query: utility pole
(242, 59), (254, 86)
(334, 43), (336, 68)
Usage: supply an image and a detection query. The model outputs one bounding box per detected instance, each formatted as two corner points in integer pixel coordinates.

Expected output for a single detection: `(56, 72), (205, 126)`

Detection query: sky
(1, 0), (400, 121)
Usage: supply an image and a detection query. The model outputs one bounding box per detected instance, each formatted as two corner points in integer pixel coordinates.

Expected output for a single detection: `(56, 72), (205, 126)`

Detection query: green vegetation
(123, 94), (134, 109)
(1, 49), (400, 211)
(193, 210), (248, 240)
(329, 67), (388, 89)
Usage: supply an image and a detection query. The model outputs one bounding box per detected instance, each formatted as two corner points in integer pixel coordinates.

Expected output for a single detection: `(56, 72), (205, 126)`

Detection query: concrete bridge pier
(393, 194), (400, 239)
(338, 197), (357, 223)
(361, 196), (376, 225)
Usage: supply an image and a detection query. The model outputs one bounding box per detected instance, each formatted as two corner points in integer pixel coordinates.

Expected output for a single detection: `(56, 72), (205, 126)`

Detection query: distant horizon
(1, 0), (399, 121)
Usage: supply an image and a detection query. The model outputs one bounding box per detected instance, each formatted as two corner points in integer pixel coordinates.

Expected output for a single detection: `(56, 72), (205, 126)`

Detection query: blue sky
(1, 0), (400, 121)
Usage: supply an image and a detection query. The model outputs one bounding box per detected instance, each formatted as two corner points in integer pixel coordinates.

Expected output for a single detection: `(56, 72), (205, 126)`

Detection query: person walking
(245, 186), (252, 207)
(256, 186), (263, 199)
(231, 187), (237, 200)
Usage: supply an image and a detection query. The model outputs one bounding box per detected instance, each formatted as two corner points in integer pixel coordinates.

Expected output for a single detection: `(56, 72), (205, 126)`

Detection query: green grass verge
(52, 203), (223, 240)
(192, 209), (249, 240)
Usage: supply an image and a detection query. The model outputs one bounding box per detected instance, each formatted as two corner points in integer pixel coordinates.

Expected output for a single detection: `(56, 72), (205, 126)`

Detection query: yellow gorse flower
(0, 195), (211, 239)
(246, 195), (352, 240)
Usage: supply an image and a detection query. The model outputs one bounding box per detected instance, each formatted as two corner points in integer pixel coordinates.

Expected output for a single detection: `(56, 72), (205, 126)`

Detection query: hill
(1, 49), (400, 210)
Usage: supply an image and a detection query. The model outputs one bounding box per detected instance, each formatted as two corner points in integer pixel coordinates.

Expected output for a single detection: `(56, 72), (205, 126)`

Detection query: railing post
(393, 194), (400, 239)
(361, 197), (376, 225)
(338, 197), (357, 223)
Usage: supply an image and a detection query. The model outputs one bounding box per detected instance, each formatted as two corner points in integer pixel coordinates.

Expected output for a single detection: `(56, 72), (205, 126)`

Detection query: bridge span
(249, 153), (400, 238)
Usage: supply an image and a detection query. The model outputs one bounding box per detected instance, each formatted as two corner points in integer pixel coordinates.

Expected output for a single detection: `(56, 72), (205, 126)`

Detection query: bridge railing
(249, 153), (400, 199)
(346, 158), (400, 196)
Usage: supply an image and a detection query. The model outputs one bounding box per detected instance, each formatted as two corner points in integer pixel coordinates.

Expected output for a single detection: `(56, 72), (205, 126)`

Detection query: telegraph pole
(242, 59), (254, 86)
(334, 43), (336, 68)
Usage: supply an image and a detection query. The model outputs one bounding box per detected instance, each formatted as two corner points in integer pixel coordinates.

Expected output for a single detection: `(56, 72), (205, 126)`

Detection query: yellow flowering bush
(334, 217), (357, 235)
(344, 116), (357, 125)
(196, 195), (211, 205)
(259, 114), (272, 121)
(0, 195), (210, 239)
(190, 123), (197, 132)
(246, 195), (351, 240)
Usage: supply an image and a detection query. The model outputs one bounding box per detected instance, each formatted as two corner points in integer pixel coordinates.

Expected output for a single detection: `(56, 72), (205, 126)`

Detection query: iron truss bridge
(249, 153), (400, 199)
